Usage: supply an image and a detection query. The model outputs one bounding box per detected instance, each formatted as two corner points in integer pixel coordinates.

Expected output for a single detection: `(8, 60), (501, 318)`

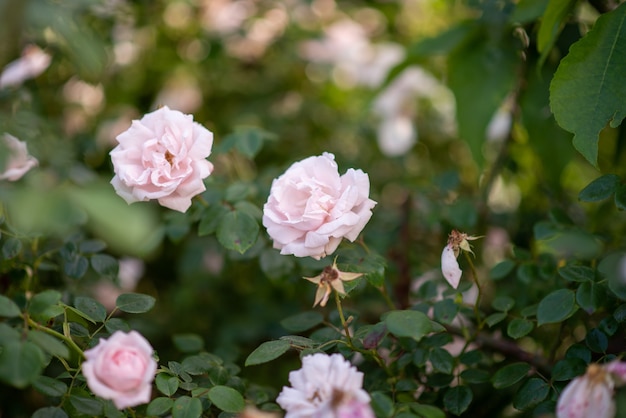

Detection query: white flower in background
(0, 133), (38, 181)
(556, 361), (626, 418)
(262, 152), (376, 259)
(276, 353), (374, 418)
(376, 114), (417, 157)
(441, 230), (481, 289)
(110, 106), (214, 213)
(0, 45), (51, 89)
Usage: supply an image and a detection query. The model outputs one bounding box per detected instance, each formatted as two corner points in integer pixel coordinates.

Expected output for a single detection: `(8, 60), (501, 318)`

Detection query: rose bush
(110, 106), (214, 212)
(0, 133), (38, 181)
(262, 152), (376, 259)
(81, 330), (157, 410)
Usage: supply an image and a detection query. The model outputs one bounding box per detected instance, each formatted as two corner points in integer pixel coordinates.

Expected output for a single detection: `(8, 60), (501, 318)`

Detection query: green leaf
(576, 281), (604, 313)
(32, 375), (68, 397)
(0, 340), (45, 388)
(429, 348), (454, 375)
(552, 358), (587, 381)
(550, 3), (626, 167)
(507, 318), (534, 339)
(172, 396), (202, 418)
(489, 260), (516, 280)
(245, 340), (291, 366)
(384, 310), (433, 342)
(410, 404), (446, 418)
(0, 294), (21, 317)
(69, 395), (104, 415)
(74, 296), (107, 323)
(198, 204), (228, 236)
(64, 255), (89, 279)
(28, 290), (63, 322)
(578, 174), (620, 202)
(90, 254), (119, 279)
(156, 373), (179, 396)
(460, 369), (491, 384)
(27, 330), (70, 359)
(173, 334), (204, 353)
(491, 362), (530, 389)
(585, 328), (608, 353)
(492, 296), (515, 312)
(485, 312), (507, 327)
(448, 27), (520, 166)
(615, 183), (626, 210)
(370, 391), (395, 418)
(208, 386), (245, 413)
(512, 378), (550, 410)
(32, 407), (68, 418)
(105, 318), (131, 333)
(537, 289), (577, 326)
(216, 210), (259, 254)
(536, 0), (578, 61)
(433, 299), (459, 324)
(280, 311), (324, 332)
(115, 293), (156, 313)
(147, 397), (174, 416)
(2, 237), (22, 259)
(559, 265), (595, 282)
(443, 386), (473, 416)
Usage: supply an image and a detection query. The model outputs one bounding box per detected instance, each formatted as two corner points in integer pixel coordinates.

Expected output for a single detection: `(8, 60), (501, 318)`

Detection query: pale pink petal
(441, 244), (462, 288)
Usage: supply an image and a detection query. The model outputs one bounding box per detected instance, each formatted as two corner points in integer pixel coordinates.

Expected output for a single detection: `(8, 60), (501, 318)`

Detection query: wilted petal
(441, 244), (462, 288)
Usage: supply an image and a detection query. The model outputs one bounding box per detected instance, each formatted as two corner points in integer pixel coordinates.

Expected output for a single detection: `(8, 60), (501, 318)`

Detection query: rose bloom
(0, 133), (38, 181)
(276, 353), (374, 418)
(556, 361), (626, 418)
(262, 153), (376, 259)
(110, 106), (214, 213)
(82, 330), (157, 410)
(0, 44), (51, 89)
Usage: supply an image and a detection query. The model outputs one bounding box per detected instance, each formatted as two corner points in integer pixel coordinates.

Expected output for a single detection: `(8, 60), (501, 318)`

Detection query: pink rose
(82, 330), (157, 410)
(0, 45), (51, 89)
(556, 363), (616, 418)
(0, 133), (38, 181)
(262, 153), (376, 259)
(110, 106), (214, 212)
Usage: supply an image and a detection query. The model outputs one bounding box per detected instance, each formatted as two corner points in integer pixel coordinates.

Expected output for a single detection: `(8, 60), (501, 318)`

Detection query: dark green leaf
(576, 281), (604, 313)
(245, 340), (290, 366)
(75, 296), (107, 323)
(536, 0), (578, 61)
(410, 404), (446, 418)
(443, 386), (472, 416)
(90, 254), (119, 278)
(69, 395), (103, 415)
(507, 318), (534, 339)
(384, 310), (433, 342)
(147, 397), (174, 416)
(208, 386), (245, 413)
(558, 265), (595, 282)
(448, 27), (520, 166)
(64, 255), (89, 279)
(28, 290), (63, 322)
(492, 362), (530, 389)
(552, 358), (587, 381)
(173, 334), (204, 353)
(429, 348), (455, 375)
(492, 296), (515, 312)
(0, 295), (21, 317)
(32, 407), (68, 418)
(216, 210), (259, 254)
(27, 330), (70, 359)
(578, 174), (620, 202)
(115, 293), (156, 313)
(485, 312), (507, 327)
(512, 378), (550, 410)
(198, 204), (228, 236)
(32, 375), (68, 397)
(615, 183), (626, 210)
(460, 369), (491, 384)
(156, 374), (179, 396)
(489, 260), (516, 280)
(537, 289), (576, 326)
(172, 396), (202, 418)
(433, 299), (459, 324)
(2, 237), (22, 259)
(104, 318), (131, 333)
(585, 328), (608, 353)
(370, 391), (395, 418)
(550, 3), (626, 167)
(280, 311), (324, 332)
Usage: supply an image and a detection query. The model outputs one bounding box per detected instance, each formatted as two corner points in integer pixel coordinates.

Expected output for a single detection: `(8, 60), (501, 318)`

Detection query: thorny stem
(25, 315), (86, 360)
